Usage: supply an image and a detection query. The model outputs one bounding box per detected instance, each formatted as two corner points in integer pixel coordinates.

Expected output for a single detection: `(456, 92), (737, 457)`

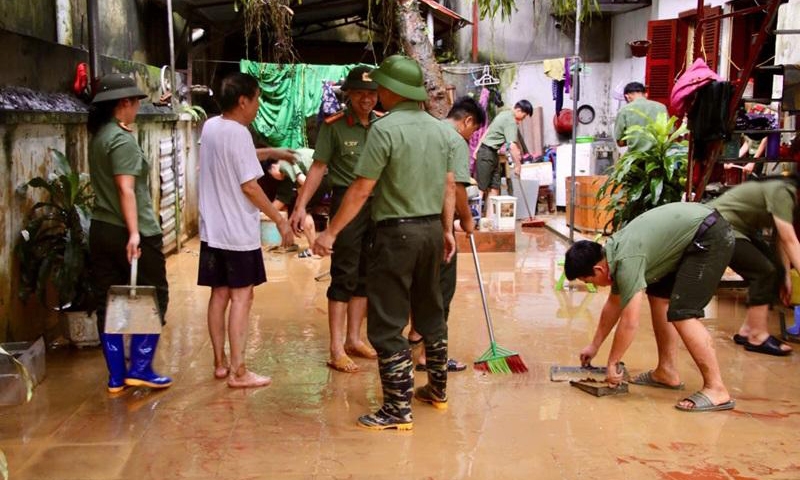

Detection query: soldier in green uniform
(313, 55), (456, 430)
(710, 177), (799, 356)
(474, 100), (532, 198)
(614, 82), (667, 151)
(409, 96), (486, 373)
(565, 202), (736, 412)
(290, 66), (379, 372)
(265, 148), (320, 258)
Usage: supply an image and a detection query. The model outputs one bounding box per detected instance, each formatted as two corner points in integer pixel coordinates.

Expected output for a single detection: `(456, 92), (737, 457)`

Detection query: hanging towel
(543, 58), (565, 81)
(670, 58), (721, 117)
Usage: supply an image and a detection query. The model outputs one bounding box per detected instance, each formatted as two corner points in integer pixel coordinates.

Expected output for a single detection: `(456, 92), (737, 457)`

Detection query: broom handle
(469, 233), (497, 345)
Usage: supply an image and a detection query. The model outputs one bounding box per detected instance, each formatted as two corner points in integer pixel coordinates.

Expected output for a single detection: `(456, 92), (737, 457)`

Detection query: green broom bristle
(474, 343), (528, 374)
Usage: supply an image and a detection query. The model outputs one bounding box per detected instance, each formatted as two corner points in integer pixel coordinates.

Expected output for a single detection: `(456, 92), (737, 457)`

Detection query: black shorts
(197, 242), (267, 288)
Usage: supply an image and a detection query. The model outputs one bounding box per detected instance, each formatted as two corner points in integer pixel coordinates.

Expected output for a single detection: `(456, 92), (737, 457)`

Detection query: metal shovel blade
(104, 285), (162, 334)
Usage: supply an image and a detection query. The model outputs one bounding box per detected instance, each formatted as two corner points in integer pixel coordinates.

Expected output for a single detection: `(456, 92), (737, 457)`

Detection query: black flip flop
(415, 359), (467, 372)
(732, 334), (748, 346)
(744, 335), (792, 356)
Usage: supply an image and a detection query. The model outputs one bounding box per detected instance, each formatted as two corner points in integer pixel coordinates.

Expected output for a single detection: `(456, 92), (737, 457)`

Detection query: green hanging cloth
(240, 60), (367, 148)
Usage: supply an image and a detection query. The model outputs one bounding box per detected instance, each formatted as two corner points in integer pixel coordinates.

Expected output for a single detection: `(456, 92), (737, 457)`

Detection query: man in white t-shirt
(198, 72), (293, 389)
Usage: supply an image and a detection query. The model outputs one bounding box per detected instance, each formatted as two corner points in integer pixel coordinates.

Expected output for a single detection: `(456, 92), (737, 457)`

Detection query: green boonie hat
(92, 73), (148, 104)
(370, 55), (428, 102)
(342, 66), (377, 91)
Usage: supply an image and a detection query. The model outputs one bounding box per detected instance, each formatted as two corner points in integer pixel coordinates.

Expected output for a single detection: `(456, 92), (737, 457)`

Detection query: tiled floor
(2, 224), (799, 479)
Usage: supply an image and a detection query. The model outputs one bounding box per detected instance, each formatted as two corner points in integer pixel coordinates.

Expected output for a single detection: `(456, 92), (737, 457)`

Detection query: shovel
(104, 258), (162, 334)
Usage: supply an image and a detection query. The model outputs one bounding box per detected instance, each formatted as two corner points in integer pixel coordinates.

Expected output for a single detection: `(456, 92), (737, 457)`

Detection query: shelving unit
(685, 0), (798, 199)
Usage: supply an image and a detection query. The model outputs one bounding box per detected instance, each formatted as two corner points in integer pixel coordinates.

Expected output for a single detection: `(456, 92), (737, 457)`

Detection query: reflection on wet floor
(2, 226), (800, 479)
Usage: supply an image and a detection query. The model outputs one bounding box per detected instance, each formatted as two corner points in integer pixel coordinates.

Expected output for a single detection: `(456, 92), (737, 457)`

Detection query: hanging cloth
(543, 58), (565, 81)
(241, 60), (362, 148)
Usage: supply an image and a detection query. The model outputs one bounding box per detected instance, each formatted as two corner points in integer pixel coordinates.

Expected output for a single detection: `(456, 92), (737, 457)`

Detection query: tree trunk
(395, 0), (450, 118)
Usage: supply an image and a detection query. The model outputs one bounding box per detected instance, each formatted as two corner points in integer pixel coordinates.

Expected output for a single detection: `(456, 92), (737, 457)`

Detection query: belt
(375, 214), (440, 228)
(479, 144), (498, 152)
(692, 210), (721, 242)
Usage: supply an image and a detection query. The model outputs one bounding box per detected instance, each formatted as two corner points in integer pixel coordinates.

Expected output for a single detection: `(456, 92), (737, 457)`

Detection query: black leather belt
(375, 214), (440, 228)
(693, 210), (721, 242)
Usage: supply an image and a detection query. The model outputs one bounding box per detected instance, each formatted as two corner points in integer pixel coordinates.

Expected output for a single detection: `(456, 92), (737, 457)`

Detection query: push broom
(469, 233), (528, 374)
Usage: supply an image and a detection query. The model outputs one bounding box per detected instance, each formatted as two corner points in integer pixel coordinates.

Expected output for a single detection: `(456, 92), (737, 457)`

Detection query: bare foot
(214, 365), (230, 379)
(227, 370), (272, 388)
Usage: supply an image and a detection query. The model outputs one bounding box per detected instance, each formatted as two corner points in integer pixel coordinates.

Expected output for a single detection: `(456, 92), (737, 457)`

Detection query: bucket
(261, 217), (282, 246)
(565, 175), (613, 233)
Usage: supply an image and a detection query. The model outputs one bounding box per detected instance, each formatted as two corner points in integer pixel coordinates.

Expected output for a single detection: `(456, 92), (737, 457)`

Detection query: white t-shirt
(198, 116), (265, 251)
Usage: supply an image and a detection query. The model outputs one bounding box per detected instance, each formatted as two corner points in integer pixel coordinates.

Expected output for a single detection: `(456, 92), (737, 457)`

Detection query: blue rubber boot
(101, 333), (127, 393)
(789, 306), (800, 336)
(125, 334), (173, 389)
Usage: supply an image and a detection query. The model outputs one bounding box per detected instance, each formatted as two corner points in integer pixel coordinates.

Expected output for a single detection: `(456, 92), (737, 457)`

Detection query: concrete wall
(0, 0), (179, 74)
(608, 6), (652, 118)
(0, 116), (199, 343)
(451, 0), (612, 63)
(654, 0), (727, 19)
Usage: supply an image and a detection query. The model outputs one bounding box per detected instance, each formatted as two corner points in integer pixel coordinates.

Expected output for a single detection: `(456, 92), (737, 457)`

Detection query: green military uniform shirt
(605, 202), (714, 308)
(89, 122), (161, 237)
(354, 101), (454, 222)
(614, 97), (667, 150)
(710, 179), (797, 239)
(441, 120), (471, 185)
(314, 110), (377, 188)
(480, 110), (518, 150)
(278, 147), (315, 184)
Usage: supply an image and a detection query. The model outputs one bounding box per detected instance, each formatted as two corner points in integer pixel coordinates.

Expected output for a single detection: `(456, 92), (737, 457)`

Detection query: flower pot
(628, 40), (651, 58)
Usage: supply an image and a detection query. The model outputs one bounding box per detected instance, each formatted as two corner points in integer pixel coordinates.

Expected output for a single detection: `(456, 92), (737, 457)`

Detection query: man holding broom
(564, 202), (736, 412)
(313, 54), (456, 430)
(408, 96), (485, 374)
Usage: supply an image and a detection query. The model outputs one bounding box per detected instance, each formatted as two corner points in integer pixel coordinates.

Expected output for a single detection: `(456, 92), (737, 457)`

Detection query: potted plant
(598, 112), (688, 232)
(15, 149), (97, 346)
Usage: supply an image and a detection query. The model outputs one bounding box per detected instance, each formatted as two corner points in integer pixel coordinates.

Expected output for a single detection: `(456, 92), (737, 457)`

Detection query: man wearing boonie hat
(312, 55), (457, 431)
(291, 65), (381, 374)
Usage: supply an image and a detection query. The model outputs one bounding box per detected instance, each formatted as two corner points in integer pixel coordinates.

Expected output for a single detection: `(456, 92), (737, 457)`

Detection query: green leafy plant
(598, 112), (688, 231)
(15, 149), (94, 310)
